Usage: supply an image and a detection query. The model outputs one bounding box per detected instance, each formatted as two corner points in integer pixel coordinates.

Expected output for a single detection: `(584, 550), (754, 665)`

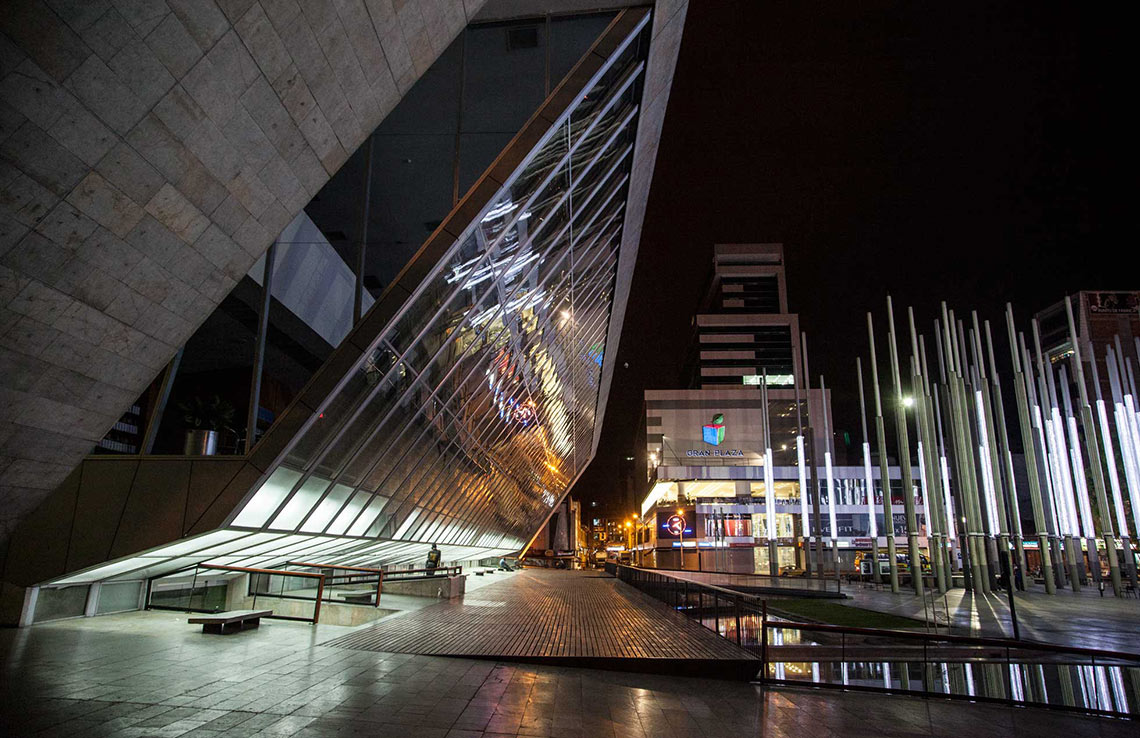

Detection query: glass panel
(327, 491), (371, 535)
(300, 483), (355, 533)
(33, 586), (88, 622)
(269, 476), (333, 530)
(232, 467), (302, 528)
(150, 530), (248, 557)
(96, 581), (142, 614)
(348, 495), (389, 536)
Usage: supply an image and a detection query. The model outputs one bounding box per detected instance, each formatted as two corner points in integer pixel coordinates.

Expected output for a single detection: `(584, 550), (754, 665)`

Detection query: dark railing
(382, 566), (462, 581)
(283, 561), (385, 606)
(760, 620), (1140, 719)
(202, 563), (325, 624)
(611, 564), (1140, 719)
(641, 565), (842, 595)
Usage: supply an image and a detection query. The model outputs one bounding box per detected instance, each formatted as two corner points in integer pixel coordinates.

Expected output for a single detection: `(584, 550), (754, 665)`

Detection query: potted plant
(178, 395), (236, 455)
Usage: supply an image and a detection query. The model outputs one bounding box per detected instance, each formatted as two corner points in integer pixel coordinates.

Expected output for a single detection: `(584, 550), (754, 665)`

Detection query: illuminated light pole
(1059, 365), (1099, 584)
(1024, 334), (1069, 589)
(911, 314), (949, 593)
(804, 334), (825, 580)
(1107, 345), (1140, 582)
(984, 319), (1028, 585)
(868, 312), (900, 592)
(941, 308), (987, 593)
(887, 297), (923, 596)
(970, 313), (1010, 590)
(677, 508), (686, 571)
(933, 390), (960, 576)
(1065, 296), (1122, 596)
(820, 375), (839, 578)
(795, 364), (811, 576)
(954, 313), (994, 592)
(857, 357), (882, 585)
(1090, 344), (1138, 589)
(930, 324), (962, 582)
(1033, 320), (1081, 591)
(762, 369), (779, 577)
(1012, 305), (1053, 593)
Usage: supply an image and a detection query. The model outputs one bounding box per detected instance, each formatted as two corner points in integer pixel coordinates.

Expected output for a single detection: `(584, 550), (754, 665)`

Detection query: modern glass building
(0, 2), (688, 624)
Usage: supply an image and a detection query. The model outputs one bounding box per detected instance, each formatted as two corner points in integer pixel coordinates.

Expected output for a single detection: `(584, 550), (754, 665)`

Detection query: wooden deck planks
(322, 569), (756, 662)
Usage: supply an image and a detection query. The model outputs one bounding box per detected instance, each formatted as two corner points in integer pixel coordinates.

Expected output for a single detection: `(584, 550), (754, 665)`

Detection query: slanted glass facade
(235, 21), (648, 550)
(52, 11), (652, 584)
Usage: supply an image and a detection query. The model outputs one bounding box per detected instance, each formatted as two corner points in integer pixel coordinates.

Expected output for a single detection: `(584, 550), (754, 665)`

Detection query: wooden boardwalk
(323, 569), (757, 675)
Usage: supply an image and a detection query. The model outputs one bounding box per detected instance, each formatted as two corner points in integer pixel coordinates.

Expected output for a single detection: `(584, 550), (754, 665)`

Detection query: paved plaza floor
(325, 569), (755, 670)
(840, 583), (1140, 651)
(1, 606), (1133, 738)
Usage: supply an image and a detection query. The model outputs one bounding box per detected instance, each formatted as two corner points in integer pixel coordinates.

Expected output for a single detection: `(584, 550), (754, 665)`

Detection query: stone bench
(188, 609), (272, 634)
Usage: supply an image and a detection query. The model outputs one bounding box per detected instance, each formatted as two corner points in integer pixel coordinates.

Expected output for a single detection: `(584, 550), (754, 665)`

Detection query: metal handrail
(759, 616), (1140, 720)
(382, 565), (462, 579)
(284, 561), (384, 605)
(611, 563), (1140, 718)
(195, 563), (326, 624)
(645, 565), (842, 593)
(763, 620), (1140, 662)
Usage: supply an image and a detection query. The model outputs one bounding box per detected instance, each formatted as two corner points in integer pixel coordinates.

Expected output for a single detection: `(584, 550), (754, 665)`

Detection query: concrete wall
(0, 0), (484, 542)
(382, 574), (466, 599)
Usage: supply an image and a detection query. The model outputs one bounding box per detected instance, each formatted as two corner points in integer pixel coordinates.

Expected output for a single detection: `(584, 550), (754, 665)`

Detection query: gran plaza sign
(685, 448), (746, 458)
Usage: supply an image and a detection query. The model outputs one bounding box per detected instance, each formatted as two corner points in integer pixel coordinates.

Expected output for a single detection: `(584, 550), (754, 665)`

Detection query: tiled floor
(326, 569), (755, 661)
(2, 609), (1134, 737)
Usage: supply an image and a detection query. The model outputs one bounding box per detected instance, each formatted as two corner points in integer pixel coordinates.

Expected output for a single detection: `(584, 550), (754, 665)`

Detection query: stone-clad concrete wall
(0, 0), (484, 541)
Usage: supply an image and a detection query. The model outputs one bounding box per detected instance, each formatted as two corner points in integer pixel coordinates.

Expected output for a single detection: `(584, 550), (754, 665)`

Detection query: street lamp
(677, 507), (686, 570)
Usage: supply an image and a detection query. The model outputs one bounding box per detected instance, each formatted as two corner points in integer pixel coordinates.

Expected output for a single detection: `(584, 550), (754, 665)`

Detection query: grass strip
(768, 598), (926, 629)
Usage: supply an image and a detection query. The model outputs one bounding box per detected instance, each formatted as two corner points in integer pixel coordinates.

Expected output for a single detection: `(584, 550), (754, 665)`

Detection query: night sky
(576, 2), (1126, 511)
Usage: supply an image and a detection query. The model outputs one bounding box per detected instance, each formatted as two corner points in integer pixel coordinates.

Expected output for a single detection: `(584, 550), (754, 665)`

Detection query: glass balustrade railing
(609, 564), (1140, 719)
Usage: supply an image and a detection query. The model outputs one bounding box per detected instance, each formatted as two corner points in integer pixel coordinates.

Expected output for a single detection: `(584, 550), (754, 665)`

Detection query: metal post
(763, 369), (778, 576)
(1034, 320), (1082, 591)
(985, 320), (1029, 585)
(972, 313), (1013, 592)
(820, 374), (841, 580)
(795, 361), (812, 576)
(947, 311), (988, 593)
(245, 242), (275, 454)
(804, 334), (825, 580)
(313, 574), (324, 624)
(858, 357), (882, 585)
(910, 308), (947, 593)
(1065, 297), (1122, 596)
(761, 599), (769, 679)
(353, 136), (374, 326)
(1090, 343), (1138, 589)
(868, 313), (900, 592)
(734, 595), (742, 645)
(1025, 340), (1061, 584)
(887, 298), (922, 595)
(1015, 327), (1059, 593)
